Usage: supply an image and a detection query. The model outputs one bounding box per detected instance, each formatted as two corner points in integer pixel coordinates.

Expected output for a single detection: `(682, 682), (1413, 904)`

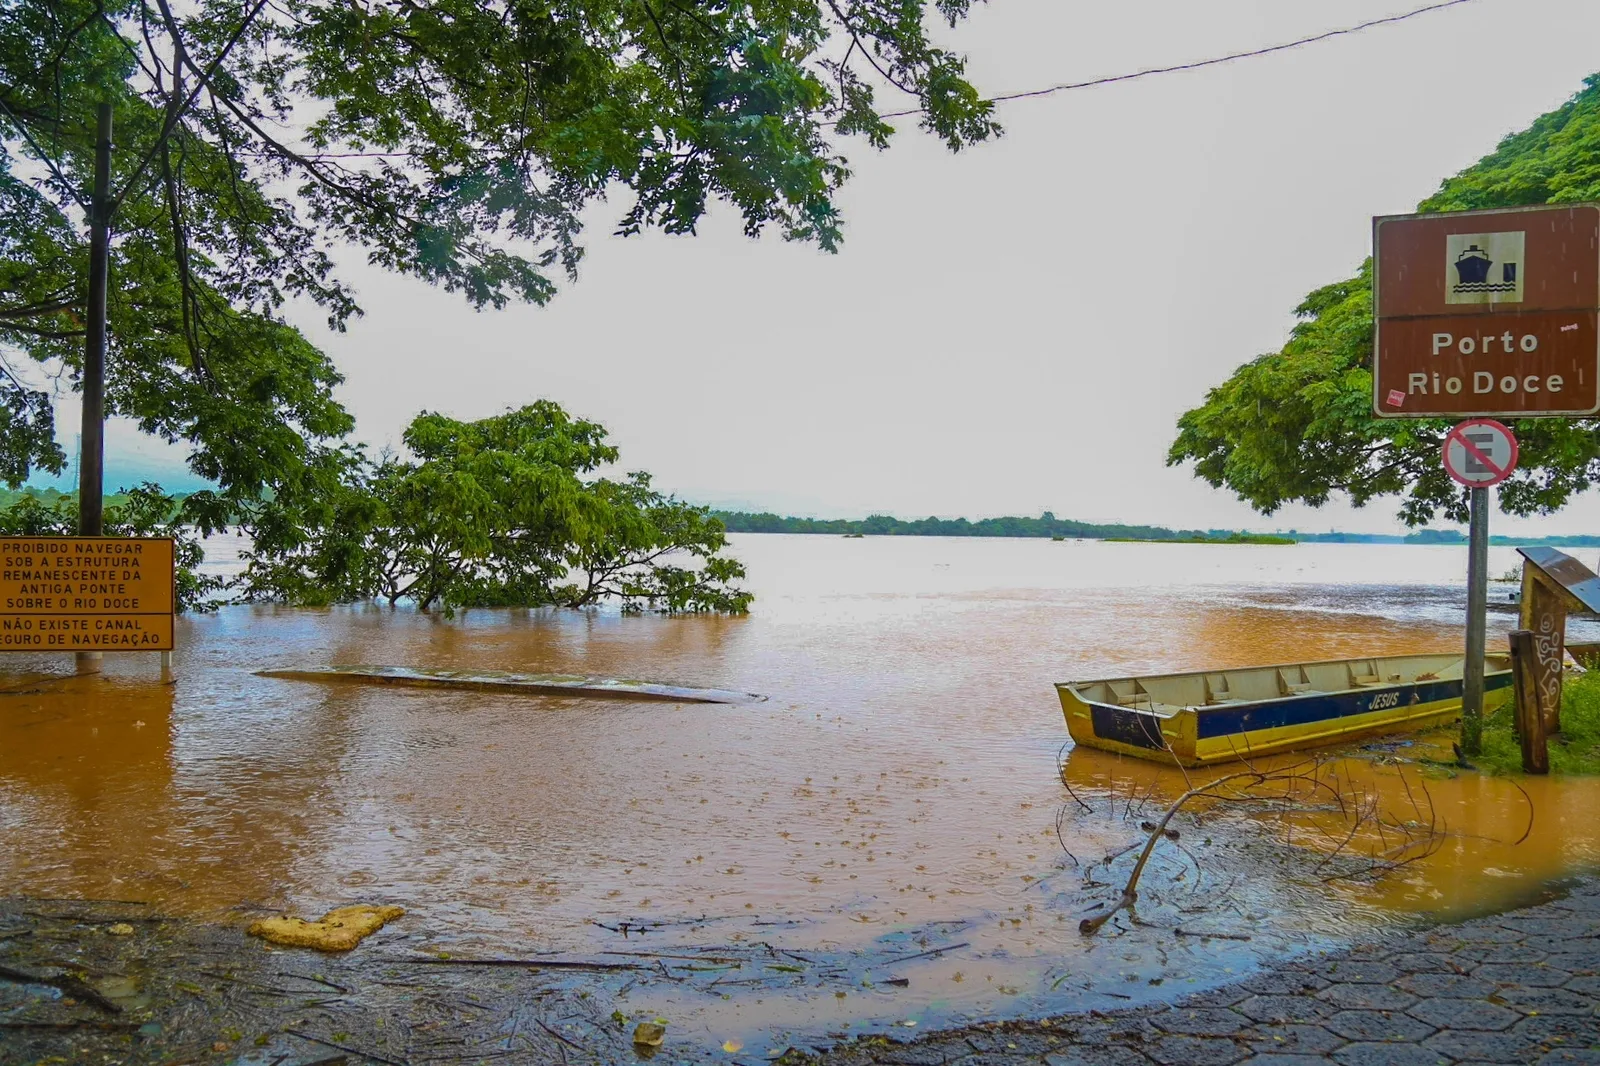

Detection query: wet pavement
(6, 878), (1600, 1064)
(800, 879), (1600, 1066)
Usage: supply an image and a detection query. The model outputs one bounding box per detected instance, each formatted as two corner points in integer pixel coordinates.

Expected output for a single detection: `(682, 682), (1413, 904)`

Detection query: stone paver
(1395, 971), (1497, 998)
(1422, 1026), (1534, 1061)
(1316, 982), (1418, 1012)
(1143, 1035), (1247, 1065)
(1150, 1008), (1251, 1036)
(1474, 961), (1573, 987)
(1042, 1048), (1151, 1066)
(1331, 1043), (1451, 1066)
(1238, 1023), (1346, 1055)
(1322, 1009), (1435, 1042)
(1237, 994), (1339, 1024)
(1406, 995), (1523, 1031)
(806, 881), (1600, 1066)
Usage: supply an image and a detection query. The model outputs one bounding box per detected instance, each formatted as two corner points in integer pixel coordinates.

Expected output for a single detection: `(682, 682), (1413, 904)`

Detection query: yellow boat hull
(1057, 653), (1513, 767)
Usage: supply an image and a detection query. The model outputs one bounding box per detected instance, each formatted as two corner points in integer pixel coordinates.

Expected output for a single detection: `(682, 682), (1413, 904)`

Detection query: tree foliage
(1170, 75), (1600, 525)
(0, 483), (222, 611)
(0, 0), (997, 534)
(233, 402), (752, 615)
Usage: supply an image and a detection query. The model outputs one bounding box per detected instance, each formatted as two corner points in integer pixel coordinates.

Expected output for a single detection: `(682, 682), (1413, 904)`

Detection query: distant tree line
(712, 511), (1269, 541)
(713, 511), (1600, 548)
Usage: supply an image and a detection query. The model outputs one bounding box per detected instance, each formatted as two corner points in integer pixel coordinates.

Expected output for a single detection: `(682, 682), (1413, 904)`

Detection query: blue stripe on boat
(1195, 674), (1511, 739)
(1087, 673), (1513, 750)
(1089, 704), (1166, 749)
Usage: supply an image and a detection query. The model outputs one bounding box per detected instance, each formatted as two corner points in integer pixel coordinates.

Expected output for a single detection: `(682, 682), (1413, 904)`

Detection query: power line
(874, 0), (1483, 120)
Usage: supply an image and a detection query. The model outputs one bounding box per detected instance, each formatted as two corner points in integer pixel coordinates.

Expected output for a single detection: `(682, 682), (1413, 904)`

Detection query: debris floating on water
(633, 1020), (667, 1048)
(258, 665), (765, 704)
(247, 904), (404, 951)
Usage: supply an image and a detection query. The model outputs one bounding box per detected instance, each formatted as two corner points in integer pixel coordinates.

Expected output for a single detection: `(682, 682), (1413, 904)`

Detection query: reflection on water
(1, 535), (1597, 1040)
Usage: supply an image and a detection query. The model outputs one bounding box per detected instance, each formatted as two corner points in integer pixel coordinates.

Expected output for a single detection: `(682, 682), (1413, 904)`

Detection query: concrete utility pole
(76, 102), (112, 676)
(79, 102), (111, 538)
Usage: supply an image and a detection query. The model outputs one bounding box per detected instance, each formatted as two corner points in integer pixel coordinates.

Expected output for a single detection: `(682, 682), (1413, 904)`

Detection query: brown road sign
(0, 537), (175, 652)
(1373, 203), (1600, 417)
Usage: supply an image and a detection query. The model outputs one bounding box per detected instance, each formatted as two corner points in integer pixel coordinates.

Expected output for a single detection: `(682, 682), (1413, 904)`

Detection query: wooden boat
(1057, 652), (1513, 766)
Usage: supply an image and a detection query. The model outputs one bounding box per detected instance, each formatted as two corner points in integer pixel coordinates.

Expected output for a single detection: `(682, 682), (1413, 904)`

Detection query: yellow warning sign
(0, 537), (175, 651)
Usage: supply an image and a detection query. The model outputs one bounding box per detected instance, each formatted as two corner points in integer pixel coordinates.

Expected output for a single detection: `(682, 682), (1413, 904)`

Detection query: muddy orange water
(3, 535), (1598, 1044)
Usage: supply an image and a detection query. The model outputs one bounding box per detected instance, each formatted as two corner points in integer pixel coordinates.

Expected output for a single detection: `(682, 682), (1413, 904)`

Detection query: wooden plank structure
(1508, 547), (1600, 773)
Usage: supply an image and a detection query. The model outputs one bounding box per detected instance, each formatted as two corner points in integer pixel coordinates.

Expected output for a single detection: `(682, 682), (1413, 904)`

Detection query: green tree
(1170, 74), (1600, 525)
(0, 0), (998, 530)
(0, 483), (223, 611)
(234, 401), (752, 614)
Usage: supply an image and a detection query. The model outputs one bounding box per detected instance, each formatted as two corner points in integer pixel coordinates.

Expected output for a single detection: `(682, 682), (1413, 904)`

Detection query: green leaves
(235, 401), (752, 615)
(1171, 74), (1600, 525)
(0, 484), (224, 612)
(0, 0), (995, 531)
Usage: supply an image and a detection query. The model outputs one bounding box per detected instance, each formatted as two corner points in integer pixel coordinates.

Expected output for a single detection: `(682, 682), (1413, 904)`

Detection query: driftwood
(0, 1020), (140, 1031)
(284, 1028), (407, 1066)
(388, 956), (647, 971)
(1071, 754), (1446, 935)
(877, 941), (970, 966)
(0, 963), (122, 1013)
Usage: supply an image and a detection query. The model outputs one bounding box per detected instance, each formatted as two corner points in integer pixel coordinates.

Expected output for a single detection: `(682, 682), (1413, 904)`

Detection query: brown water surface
(1, 535), (1594, 1044)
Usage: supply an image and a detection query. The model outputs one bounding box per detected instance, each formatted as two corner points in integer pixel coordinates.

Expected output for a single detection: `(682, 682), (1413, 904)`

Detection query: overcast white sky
(62, 0), (1600, 534)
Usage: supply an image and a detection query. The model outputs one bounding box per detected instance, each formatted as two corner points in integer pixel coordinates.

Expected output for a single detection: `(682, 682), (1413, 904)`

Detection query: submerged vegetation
(230, 403), (752, 616)
(6, 402), (752, 617)
(1477, 670), (1600, 776)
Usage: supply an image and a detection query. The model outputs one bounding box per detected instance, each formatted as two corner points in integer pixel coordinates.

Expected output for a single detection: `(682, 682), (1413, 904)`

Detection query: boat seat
(1352, 674), (1382, 686)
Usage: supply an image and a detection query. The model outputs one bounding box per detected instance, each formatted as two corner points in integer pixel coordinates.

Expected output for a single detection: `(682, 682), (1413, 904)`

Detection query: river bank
(5, 876), (1600, 1064)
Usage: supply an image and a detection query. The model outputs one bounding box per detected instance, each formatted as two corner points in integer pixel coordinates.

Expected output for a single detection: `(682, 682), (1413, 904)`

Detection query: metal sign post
(1464, 487), (1489, 752)
(1441, 418), (1518, 753)
(1371, 202), (1594, 757)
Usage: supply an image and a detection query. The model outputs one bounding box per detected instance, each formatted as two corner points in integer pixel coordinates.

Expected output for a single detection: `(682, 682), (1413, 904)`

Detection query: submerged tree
(234, 401), (752, 614)
(1170, 75), (1600, 525)
(0, 0), (998, 532)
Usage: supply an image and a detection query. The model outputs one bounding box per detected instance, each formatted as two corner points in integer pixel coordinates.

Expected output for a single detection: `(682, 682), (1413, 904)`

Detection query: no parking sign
(1442, 418), (1518, 488)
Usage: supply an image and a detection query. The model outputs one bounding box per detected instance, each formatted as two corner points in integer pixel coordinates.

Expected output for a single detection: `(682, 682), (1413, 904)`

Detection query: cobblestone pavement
(795, 881), (1600, 1066)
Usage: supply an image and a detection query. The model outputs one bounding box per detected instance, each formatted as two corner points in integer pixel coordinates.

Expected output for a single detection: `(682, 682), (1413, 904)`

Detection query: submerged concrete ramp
(258, 665), (764, 704)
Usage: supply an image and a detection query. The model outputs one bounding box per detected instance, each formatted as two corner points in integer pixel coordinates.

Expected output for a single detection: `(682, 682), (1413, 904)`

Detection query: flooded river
(3, 534), (1599, 1050)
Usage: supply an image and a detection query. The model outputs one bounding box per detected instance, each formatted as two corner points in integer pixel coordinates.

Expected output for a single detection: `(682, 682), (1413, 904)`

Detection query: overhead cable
(874, 0), (1484, 120)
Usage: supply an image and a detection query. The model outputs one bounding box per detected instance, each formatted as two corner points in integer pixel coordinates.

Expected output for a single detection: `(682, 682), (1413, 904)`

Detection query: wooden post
(1519, 570), (1569, 734)
(1509, 629), (1549, 774)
